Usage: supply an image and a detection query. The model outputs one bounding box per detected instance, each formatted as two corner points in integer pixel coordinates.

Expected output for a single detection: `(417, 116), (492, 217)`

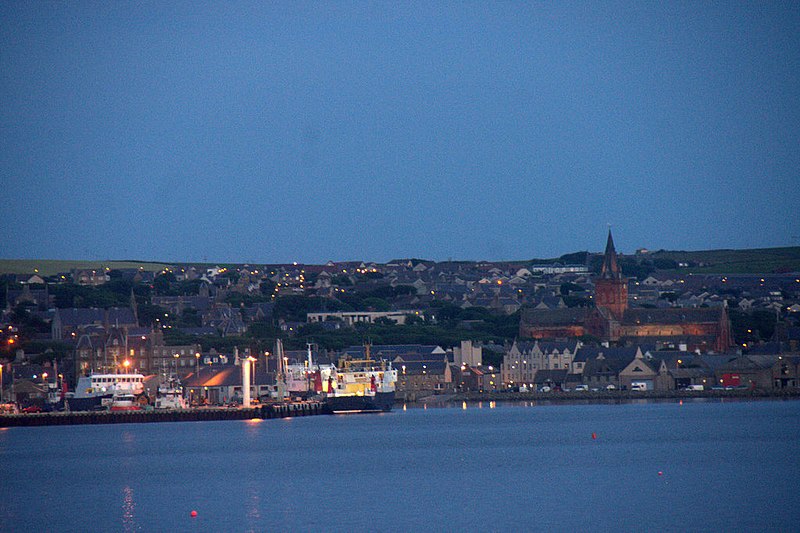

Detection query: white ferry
(65, 373), (146, 411)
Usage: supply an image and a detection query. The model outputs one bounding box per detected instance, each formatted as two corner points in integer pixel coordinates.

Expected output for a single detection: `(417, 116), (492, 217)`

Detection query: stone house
(502, 339), (580, 387)
(395, 360), (452, 395)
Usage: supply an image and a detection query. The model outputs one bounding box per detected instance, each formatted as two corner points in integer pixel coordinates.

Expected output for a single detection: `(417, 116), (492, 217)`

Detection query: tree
(560, 282), (585, 295)
(653, 258), (679, 270)
(137, 303), (170, 327)
(362, 297), (390, 312)
(247, 321), (280, 339)
(331, 274), (353, 286)
(153, 274), (177, 296)
(273, 296), (349, 321)
(563, 295), (590, 308)
(559, 251), (588, 265)
(730, 309), (777, 344)
(404, 314), (425, 326)
(177, 308), (202, 327)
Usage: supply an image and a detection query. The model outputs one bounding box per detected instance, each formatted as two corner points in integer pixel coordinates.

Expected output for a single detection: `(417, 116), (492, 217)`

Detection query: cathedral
(519, 231), (733, 353)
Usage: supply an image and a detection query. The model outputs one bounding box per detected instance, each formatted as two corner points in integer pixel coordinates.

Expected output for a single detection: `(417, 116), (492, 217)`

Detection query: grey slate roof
(521, 307), (592, 325)
(56, 307), (137, 327)
(621, 308), (724, 326)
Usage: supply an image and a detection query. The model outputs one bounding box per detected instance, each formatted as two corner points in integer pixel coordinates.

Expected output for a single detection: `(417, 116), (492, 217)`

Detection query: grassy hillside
(0, 259), (172, 276)
(649, 247), (800, 274)
(2, 246), (798, 277)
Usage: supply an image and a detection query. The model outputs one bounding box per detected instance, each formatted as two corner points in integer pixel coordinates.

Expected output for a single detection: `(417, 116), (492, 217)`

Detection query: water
(1, 399), (799, 532)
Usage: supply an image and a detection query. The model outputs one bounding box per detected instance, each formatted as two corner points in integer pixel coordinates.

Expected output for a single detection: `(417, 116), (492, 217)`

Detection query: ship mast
(275, 339), (287, 401)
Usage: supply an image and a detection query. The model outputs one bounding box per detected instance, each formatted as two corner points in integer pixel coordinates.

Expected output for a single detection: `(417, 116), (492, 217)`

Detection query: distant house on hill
(71, 269), (109, 286)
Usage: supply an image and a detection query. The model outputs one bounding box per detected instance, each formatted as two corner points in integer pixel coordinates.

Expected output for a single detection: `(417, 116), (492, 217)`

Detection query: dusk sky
(2, 2), (798, 264)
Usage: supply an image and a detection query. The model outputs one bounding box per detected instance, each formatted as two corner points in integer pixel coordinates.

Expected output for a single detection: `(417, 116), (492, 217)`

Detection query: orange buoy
(190, 510), (198, 518)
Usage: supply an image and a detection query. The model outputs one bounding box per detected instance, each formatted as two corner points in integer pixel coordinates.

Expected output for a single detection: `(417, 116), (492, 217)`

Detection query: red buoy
(190, 510), (198, 518)
(592, 432), (597, 440)
(658, 471), (663, 476)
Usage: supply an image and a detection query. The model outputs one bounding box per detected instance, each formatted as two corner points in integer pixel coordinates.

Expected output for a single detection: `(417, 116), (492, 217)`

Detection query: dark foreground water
(1, 399), (799, 532)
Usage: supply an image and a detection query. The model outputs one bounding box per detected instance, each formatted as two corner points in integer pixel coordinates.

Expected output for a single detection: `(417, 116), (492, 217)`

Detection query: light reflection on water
(121, 486), (136, 533)
(245, 480), (260, 533)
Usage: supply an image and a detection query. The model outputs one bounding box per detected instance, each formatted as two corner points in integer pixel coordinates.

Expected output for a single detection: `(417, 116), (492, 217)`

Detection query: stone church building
(520, 231), (733, 353)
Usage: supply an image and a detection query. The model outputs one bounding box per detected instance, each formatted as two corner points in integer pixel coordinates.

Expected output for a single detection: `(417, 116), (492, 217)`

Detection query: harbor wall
(0, 402), (326, 428)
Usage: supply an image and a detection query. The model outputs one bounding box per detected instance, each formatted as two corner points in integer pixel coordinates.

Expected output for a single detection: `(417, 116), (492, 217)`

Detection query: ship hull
(324, 391), (394, 414)
(50, 394), (111, 412)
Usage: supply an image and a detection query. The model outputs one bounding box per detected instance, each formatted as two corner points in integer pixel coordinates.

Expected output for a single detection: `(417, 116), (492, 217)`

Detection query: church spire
(594, 229), (628, 319)
(600, 229), (622, 279)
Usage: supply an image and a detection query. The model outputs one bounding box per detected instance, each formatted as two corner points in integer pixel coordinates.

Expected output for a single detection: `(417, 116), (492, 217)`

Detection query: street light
(173, 353), (180, 378)
(195, 352), (200, 375)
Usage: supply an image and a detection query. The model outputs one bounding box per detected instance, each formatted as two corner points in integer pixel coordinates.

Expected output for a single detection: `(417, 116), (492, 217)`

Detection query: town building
(502, 340), (581, 388)
(307, 310), (424, 326)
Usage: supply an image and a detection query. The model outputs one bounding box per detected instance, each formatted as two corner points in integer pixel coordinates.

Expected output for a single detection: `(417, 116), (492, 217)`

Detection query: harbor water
(1, 399), (799, 532)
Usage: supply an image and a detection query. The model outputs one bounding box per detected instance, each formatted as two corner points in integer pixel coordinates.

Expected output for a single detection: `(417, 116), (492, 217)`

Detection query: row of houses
(503, 339), (800, 392)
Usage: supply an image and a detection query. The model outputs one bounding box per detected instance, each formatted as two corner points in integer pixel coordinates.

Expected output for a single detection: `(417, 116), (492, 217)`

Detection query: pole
(276, 339), (286, 402)
(242, 357), (251, 408)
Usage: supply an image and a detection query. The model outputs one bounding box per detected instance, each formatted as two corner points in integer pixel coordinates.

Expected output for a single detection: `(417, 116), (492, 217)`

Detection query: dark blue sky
(2, 2), (798, 263)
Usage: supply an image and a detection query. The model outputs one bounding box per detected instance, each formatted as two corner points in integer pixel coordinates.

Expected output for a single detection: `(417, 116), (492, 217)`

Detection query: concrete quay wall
(0, 402), (326, 427)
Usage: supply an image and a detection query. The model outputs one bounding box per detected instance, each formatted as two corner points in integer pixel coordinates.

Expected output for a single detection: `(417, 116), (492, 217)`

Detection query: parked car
(21, 405), (42, 413)
(538, 386), (552, 393)
(605, 384), (617, 390)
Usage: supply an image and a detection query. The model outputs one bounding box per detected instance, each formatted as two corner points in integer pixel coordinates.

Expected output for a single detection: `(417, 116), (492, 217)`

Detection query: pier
(0, 402), (327, 428)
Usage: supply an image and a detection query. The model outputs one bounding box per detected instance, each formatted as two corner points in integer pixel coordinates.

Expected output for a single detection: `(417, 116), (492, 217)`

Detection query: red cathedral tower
(594, 230), (628, 319)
